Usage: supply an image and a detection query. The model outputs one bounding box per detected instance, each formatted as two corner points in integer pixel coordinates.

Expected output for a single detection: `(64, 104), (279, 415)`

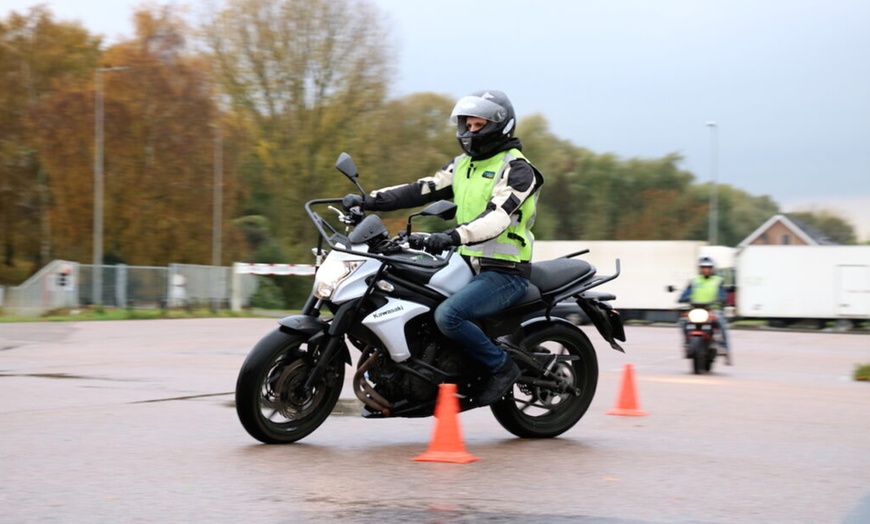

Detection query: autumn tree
(510, 116), (782, 246)
(30, 5), (245, 266)
(702, 185), (780, 246)
(356, 92), (457, 188)
(508, 115), (708, 242)
(0, 6), (100, 271)
(514, 113), (587, 240)
(787, 209), (857, 245)
(337, 92), (457, 234)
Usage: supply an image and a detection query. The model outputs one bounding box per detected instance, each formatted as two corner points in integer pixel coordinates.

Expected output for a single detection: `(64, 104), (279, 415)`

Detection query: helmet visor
(450, 95), (508, 124)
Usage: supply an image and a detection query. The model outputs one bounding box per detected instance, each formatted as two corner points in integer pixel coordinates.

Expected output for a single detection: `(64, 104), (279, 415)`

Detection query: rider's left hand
(342, 194), (365, 211)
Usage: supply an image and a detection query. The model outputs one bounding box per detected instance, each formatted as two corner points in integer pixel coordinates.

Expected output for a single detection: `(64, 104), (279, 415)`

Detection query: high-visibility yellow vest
(689, 274), (724, 304)
(453, 149), (538, 263)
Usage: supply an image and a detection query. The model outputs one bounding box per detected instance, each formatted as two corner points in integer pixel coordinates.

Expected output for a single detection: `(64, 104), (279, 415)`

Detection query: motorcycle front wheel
(235, 328), (345, 444)
(491, 323), (599, 438)
(690, 337), (707, 375)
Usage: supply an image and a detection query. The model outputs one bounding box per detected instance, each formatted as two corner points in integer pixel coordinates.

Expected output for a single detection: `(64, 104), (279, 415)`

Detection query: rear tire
(491, 323), (598, 438)
(235, 328), (344, 444)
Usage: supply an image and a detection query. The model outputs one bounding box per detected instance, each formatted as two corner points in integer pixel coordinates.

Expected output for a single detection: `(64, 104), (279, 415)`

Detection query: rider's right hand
(342, 194), (365, 211)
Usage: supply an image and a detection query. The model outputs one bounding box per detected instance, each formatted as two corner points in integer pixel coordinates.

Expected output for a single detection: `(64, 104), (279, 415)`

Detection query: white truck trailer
(534, 241), (732, 322)
(735, 245), (870, 324)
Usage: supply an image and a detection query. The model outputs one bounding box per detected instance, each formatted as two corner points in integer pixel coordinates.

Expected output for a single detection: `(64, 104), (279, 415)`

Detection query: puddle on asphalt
(218, 398), (363, 417)
(0, 372), (99, 380)
(131, 392), (233, 404)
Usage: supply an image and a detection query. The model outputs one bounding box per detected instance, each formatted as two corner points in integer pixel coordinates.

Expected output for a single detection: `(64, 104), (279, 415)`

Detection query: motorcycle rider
(342, 90), (544, 406)
(678, 256), (731, 362)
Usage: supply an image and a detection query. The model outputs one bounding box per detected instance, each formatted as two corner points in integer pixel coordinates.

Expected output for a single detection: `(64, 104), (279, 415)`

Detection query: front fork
(277, 308), (349, 394)
(296, 300), (360, 392)
(301, 333), (347, 392)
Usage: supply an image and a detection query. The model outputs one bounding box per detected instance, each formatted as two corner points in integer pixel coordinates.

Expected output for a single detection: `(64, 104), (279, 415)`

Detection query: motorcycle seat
(502, 258), (596, 312)
(530, 258), (595, 294)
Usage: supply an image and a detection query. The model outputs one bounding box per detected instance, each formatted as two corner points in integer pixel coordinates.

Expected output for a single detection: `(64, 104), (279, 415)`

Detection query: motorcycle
(234, 152), (627, 444)
(681, 303), (728, 374)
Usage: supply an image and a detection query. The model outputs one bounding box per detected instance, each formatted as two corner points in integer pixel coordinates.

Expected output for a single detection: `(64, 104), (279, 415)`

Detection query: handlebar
(304, 198), (454, 269)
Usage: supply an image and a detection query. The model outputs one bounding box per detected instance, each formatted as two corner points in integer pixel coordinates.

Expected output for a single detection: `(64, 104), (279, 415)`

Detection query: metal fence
(1, 260), (258, 317)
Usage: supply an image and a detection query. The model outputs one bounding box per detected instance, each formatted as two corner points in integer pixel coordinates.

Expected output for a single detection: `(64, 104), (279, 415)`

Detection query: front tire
(491, 323), (599, 438)
(235, 328), (345, 444)
(690, 337), (706, 375)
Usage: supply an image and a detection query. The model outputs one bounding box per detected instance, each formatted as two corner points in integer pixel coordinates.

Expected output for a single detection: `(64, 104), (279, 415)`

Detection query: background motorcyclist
(678, 256), (731, 362)
(342, 89), (544, 405)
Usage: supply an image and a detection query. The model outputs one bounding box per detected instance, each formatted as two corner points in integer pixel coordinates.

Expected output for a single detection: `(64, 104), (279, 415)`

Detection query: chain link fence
(1, 261), (258, 318)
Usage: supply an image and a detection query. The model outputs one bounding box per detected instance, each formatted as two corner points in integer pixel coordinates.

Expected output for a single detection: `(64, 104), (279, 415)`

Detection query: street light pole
(706, 121), (719, 246)
(93, 66), (131, 307)
(211, 123), (223, 268)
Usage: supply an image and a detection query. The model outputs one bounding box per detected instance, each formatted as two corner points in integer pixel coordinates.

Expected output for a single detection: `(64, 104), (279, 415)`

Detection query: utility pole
(211, 123), (223, 268)
(93, 66), (131, 307)
(706, 121), (719, 246)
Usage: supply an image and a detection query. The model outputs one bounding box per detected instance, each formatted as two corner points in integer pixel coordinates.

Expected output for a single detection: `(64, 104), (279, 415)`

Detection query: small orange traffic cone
(607, 363), (647, 416)
(413, 383), (479, 463)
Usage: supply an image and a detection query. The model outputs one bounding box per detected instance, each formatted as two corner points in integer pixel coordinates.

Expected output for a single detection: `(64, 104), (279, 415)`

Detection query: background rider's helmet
(699, 256), (715, 268)
(450, 90), (516, 158)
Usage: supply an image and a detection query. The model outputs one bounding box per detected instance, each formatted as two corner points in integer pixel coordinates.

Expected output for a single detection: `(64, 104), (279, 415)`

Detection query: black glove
(342, 194), (365, 212)
(408, 234), (426, 250)
(422, 231), (459, 254)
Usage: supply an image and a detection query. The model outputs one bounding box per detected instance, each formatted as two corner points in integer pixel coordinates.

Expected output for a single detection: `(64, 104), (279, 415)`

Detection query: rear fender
(502, 317), (595, 373)
(517, 316), (595, 349)
(576, 298), (626, 352)
(520, 315), (581, 333)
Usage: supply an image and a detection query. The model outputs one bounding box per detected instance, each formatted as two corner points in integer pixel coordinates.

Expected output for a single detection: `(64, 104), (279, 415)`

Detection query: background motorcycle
(235, 152), (626, 444)
(681, 303), (728, 374)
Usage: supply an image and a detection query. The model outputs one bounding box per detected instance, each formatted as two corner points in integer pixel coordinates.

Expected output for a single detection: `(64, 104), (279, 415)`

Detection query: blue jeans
(434, 271), (529, 372)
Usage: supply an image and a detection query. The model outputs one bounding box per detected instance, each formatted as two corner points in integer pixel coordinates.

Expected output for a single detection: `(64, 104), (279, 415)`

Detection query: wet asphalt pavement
(1, 318), (869, 523)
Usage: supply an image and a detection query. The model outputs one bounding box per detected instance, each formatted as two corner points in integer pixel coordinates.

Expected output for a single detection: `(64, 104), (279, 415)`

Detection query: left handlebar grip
(408, 233), (426, 250)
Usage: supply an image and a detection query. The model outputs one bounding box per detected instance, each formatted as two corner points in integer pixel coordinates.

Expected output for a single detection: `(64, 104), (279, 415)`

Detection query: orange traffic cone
(607, 363), (647, 416)
(413, 383), (479, 463)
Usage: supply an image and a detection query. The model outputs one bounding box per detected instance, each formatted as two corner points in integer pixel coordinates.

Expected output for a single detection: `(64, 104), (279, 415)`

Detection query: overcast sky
(5, 0), (870, 239)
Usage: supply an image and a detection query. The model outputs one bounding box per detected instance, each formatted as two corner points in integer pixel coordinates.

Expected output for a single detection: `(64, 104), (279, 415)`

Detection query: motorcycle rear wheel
(235, 329), (345, 444)
(491, 323), (599, 438)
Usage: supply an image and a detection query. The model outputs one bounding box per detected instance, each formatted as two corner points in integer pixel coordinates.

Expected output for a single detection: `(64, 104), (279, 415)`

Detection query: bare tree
(201, 0), (395, 256)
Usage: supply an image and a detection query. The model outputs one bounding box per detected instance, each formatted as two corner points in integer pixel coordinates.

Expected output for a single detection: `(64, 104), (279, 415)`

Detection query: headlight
(687, 308), (710, 324)
(313, 258), (364, 299)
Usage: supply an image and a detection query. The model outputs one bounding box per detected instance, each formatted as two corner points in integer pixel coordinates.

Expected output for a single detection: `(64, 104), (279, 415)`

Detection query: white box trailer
(736, 245), (870, 321)
(534, 241), (730, 322)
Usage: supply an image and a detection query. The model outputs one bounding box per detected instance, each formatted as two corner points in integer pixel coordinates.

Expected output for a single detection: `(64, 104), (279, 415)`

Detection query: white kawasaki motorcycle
(235, 153), (626, 444)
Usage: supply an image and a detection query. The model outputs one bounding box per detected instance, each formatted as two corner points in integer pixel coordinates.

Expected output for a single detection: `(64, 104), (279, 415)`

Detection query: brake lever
(329, 205), (363, 225)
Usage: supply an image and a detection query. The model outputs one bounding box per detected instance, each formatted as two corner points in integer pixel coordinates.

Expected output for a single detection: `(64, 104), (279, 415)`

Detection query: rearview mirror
(406, 200), (457, 237)
(335, 152), (359, 181)
(335, 152), (366, 196)
(418, 200), (457, 220)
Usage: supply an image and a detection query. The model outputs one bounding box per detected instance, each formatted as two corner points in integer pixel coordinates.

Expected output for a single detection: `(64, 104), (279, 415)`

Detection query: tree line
(0, 1), (859, 288)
